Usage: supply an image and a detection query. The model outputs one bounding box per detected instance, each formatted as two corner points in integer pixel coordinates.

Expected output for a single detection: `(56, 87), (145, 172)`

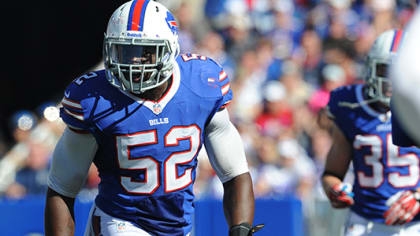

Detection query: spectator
(230, 49), (265, 122)
(254, 138), (315, 199)
(255, 81), (294, 139)
(8, 139), (51, 198)
(254, 135), (284, 198)
(197, 31), (237, 80)
(280, 60), (313, 108)
(0, 110), (37, 195)
(1, 104), (65, 198)
(308, 64), (346, 114)
(224, 13), (258, 62)
(295, 28), (323, 87)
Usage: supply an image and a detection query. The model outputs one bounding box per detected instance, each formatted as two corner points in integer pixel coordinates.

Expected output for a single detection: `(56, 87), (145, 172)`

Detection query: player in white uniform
(391, 7), (420, 146)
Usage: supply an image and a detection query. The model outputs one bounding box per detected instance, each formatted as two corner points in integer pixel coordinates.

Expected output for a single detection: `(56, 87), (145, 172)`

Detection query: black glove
(229, 223), (264, 236)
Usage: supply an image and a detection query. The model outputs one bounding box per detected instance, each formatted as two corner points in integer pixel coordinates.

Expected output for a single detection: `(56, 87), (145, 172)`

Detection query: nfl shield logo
(117, 222), (126, 231)
(153, 103), (162, 115)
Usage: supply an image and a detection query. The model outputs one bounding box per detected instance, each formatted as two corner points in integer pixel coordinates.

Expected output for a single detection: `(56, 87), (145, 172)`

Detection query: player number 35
(355, 134), (419, 188)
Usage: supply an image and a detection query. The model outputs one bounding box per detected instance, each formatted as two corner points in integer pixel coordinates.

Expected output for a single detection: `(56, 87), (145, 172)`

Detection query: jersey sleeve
(216, 68), (233, 110)
(201, 57), (233, 111)
(179, 54), (234, 111)
(60, 78), (91, 132)
(326, 87), (343, 121)
(325, 86), (354, 140)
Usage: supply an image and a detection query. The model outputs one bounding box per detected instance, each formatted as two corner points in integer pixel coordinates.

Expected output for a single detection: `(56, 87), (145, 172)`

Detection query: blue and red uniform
(60, 55), (232, 235)
(327, 84), (420, 223)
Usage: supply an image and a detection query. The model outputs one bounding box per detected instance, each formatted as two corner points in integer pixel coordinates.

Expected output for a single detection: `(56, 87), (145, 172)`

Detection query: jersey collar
(120, 62), (181, 115)
(356, 84), (391, 121)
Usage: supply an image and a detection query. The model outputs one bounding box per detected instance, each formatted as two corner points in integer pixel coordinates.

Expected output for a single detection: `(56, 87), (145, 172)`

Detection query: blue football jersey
(327, 84), (420, 223)
(60, 54), (232, 235)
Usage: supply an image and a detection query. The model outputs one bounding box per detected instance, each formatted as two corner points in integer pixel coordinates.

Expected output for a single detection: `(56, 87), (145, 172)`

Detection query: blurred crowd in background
(0, 0), (417, 234)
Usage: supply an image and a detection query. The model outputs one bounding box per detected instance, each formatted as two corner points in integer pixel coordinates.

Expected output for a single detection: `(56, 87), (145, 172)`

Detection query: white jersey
(392, 8), (420, 144)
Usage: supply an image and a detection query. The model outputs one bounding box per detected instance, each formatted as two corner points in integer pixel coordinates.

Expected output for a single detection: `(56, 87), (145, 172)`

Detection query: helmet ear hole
(103, 0), (179, 94)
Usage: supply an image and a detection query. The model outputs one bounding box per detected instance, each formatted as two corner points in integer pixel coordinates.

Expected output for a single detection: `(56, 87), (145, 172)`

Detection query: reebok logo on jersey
(376, 123), (391, 132)
(64, 90), (70, 98)
(149, 117), (169, 126)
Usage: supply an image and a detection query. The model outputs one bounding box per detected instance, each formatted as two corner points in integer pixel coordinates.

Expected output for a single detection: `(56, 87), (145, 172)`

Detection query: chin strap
(338, 97), (377, 109)
(338, 85), (387, 109)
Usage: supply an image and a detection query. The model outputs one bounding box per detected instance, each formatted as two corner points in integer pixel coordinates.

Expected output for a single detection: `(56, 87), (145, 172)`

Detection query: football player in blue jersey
(322, 29), (420, 235)
(391, 7), (420, 148)
(44, 1), (262, 235)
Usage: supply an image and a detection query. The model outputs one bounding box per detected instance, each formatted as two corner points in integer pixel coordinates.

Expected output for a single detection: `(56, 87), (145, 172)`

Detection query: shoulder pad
(177, 54), (233, 111)
(327, 85), (358, 119)
(60, 70), (106, 130)
(177, 54), (232, 98)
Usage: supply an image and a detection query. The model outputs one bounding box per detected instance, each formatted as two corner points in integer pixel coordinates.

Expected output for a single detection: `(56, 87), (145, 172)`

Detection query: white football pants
(84, 203), (191, 236)
(344, 211), (420, 236)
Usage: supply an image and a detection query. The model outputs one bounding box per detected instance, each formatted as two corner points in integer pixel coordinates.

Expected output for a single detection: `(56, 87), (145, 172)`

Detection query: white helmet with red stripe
(365, 29), (404, 106)
(103, 0), (180, 94)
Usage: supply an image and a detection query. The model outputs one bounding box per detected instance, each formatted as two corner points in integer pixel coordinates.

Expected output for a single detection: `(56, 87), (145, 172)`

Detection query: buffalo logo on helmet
(165, 11), (178, 35)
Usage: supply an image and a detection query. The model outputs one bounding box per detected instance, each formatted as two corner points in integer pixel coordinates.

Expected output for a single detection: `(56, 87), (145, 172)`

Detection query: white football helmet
(365, 29), (405, 106)
(103, 0), (180, 94)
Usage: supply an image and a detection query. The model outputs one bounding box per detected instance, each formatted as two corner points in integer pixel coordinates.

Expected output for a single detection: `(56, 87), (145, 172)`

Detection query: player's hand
(384, 190), (420, 225)
(326, 183), (354, 208)
(229, 223), (264, 236)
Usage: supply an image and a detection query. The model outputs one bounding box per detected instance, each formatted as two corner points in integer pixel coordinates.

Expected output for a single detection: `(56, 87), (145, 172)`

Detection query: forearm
(322, 122), (352, 200)
(44, 188), (76, 236)
(223, 172), (254, 227)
